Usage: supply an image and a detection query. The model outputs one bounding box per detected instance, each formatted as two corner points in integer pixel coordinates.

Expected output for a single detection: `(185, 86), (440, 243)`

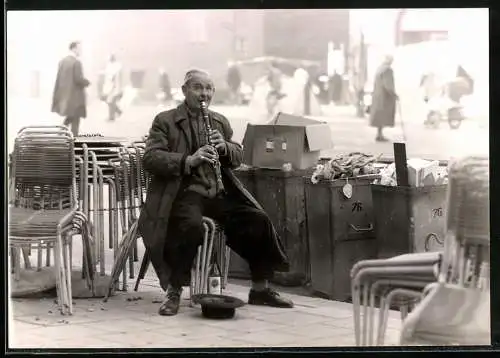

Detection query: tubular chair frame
(10, 126), (95, 315)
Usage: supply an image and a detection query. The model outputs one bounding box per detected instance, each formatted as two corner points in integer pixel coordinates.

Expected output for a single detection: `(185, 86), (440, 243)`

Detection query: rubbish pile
(311, 152), (381, 184)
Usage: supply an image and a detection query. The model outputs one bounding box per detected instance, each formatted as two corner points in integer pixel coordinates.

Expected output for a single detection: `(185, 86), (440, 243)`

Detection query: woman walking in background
(101, 54), (124, 121)
(369, 54), (398, 142)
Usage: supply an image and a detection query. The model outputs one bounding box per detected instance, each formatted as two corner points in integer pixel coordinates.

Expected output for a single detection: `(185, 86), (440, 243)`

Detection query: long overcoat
(369, 64), (397, 128)
(51, 54), (90, 119)
(137, 104), (290, 291)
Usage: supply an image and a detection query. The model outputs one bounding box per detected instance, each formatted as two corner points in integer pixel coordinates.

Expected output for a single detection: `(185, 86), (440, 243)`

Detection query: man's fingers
(201, 145), (217, 156)
(210, 130), (224, 140)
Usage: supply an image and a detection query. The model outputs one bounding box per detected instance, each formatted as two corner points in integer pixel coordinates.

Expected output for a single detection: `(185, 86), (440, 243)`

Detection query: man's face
(182, 74), (215, 109)
(384, 55), (394, 66)
(74, 44), (82, 57)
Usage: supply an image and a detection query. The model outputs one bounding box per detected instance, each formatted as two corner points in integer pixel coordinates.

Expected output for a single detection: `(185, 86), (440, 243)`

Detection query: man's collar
(174, 102), (192, 123)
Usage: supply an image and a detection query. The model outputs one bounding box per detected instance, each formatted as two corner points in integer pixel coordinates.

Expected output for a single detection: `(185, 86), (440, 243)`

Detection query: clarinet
(200, 100), (225, 196)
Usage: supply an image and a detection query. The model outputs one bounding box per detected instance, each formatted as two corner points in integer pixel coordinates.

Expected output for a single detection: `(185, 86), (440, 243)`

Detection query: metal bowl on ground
(191, 294), (245, 319)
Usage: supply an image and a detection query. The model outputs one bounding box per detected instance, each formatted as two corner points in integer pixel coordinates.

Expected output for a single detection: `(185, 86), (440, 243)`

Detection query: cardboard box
(242, 112), (333, 170)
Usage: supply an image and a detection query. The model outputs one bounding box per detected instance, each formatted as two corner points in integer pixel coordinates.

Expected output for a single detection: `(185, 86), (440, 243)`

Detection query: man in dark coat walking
(369, 54), (398, 142)
(227, 64), (242, 104)
(51, 41), (90, 137)
(138, 69), (293, 316)
(159, 67), (173, 102)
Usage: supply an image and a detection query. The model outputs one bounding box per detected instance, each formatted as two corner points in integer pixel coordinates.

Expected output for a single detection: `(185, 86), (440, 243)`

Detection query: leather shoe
(248, 288), (294, 308)
(158, 288), (182, 316)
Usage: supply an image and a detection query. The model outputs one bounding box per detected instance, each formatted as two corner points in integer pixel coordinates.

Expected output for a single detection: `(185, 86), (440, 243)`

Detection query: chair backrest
(12, 127), (76, 210)
(399, 156), (490, 346)
(440, 156), (489, 288)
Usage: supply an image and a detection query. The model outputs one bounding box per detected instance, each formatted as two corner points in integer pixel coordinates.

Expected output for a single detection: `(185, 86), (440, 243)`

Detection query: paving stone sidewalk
(9, 277), (403, 349)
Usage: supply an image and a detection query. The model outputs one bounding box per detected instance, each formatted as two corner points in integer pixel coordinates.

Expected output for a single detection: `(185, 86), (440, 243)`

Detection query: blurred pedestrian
(158, 67), (173, 104)
(330, 71), (342, 104)
(369, 54), (398, 142)
(266, 89), (286, 121)
(420, 71), (438, 103)
(102, 54), (124, 121)
(227, 63), (242, 105)
(267, 62), (283, 94)
(51, 41), (90, 137)
(447, 65), (473, 103)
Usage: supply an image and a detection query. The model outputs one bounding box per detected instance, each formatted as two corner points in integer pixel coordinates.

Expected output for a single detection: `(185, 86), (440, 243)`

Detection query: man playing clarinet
(138, 69), (294, 316)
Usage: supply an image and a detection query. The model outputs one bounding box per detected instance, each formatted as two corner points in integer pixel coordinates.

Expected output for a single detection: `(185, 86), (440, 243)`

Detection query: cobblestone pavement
(9, 277), (403, 349)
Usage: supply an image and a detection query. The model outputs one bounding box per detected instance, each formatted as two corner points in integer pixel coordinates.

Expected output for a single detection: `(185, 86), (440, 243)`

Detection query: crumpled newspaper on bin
(375, 159), (448, 187)
(377, 163), (398, 186)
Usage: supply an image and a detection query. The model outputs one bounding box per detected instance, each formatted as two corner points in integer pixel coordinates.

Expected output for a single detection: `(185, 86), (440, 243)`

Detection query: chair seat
(388, 252), (441, 262)
(401, 284), (490, 346)
(9, 207), (74, 237)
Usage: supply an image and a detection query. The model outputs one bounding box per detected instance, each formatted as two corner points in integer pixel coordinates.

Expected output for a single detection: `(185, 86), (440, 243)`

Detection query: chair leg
(14, 248), (21, 281)
(133, 240), (139, 262)
(361, 283), (370, 346)
(69, 237), (73, 273)
(22, 246), (32, 269)
(351, 281), (362, 346)
(63, 233), (73, 315)
(195, 245), (202, 295)
(54, 236), (68, 314)
(368, 283), (379, 346)
(46, 242), (51, 267)
(134, 250), (150, 292)
(223, 246), (230, 289)
(400, 304), (409, 320)
(190, 267), (196, 307)
(98, 177), (105, 276)
(37, 243), (43, 271)
(376, 295), (387, 345)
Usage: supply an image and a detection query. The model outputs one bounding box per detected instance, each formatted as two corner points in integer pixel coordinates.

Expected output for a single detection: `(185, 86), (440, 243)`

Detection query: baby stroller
(424, 84), (466, 130)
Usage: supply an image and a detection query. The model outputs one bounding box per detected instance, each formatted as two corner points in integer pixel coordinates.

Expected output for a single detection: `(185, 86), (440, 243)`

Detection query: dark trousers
(165, 189), (275, 288)
(63, 116), (81, 137)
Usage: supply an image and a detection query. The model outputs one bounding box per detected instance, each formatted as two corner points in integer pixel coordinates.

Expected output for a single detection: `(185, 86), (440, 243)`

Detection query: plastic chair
(9, 126), (95, 315)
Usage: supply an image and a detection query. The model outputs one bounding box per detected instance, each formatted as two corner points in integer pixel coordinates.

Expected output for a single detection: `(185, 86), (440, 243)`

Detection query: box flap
(271, 112), (326, 127)
(305, 124), (334, 152)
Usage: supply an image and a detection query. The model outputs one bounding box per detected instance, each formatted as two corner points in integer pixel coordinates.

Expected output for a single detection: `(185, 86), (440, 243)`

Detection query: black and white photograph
(7, 8), (490, 350)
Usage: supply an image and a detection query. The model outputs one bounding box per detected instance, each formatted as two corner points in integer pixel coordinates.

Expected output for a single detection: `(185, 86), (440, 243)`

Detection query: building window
(188, 11), (208, 43)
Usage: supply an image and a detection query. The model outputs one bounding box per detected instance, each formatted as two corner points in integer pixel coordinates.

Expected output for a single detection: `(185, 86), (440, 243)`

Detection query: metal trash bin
(371, 185), (448, 259)
(254, 168), (310, 286)
(306, 177), (378, 301)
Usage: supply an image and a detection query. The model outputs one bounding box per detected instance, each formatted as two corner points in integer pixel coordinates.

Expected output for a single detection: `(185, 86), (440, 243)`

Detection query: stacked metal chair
(351, 155), (490, 346)
(351, 249), (442, 345)
(399, 156), (490, 345)
(75, 135), (129, 280)
(9, 126), (95, 315)
(106, 142), (149, 291)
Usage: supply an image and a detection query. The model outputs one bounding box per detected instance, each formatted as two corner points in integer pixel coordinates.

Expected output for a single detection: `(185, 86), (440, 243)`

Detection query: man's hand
(209, 129), (228, 155)
(186, 145), (218, 169)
